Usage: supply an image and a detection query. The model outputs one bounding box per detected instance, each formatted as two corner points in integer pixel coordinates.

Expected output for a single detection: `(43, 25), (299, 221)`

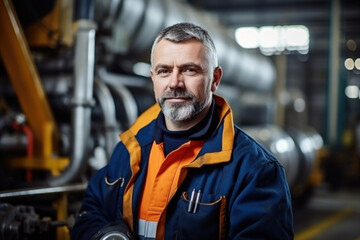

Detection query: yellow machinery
(0, 0), (69, 175)
(0, 0), (73, 238)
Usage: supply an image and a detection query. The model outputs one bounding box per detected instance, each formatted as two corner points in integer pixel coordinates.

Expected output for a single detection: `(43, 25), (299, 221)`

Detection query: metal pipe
(108, 84), (138, 127)
(75, 0), (94, 20)
(243, 125), (300, 187)
(0, 183), (87, 200)
(0, 133), (27, 152)
(243, 125), (323, 188)
(326, 0), (342, 146)
(48, 20), (96, 186)
(94, 79), (120, 157)
(97, 68), (140, 126)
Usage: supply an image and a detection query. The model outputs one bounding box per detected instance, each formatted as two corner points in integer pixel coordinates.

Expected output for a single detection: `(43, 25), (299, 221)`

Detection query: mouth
(165, 97), (191, 103)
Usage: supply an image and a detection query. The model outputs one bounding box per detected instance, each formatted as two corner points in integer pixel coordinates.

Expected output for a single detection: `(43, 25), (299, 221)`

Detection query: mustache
(161, 89), (195, 99)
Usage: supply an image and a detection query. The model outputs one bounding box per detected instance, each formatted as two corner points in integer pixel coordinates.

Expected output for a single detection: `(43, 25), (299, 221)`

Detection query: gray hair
(150, 22), (218, 71)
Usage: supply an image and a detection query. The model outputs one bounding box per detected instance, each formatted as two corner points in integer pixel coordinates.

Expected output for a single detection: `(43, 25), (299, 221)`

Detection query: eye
(183, 67), (197, 76)
(157, 69), (171, 77)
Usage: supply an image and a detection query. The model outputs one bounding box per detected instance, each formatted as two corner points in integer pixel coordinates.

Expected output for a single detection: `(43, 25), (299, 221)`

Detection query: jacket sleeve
(228, 161), (294, 239)
(71, 167), (110, 240)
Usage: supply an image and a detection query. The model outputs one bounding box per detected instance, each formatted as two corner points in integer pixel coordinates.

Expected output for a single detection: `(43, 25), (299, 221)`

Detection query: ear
(211, 66), (223, 92)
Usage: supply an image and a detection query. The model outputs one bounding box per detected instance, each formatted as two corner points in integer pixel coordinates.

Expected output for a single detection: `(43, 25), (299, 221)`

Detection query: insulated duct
(94, 0), (276, 92)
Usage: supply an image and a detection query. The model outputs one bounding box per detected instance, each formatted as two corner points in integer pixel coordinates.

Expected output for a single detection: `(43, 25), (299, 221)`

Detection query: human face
(150, 38), (222, 130)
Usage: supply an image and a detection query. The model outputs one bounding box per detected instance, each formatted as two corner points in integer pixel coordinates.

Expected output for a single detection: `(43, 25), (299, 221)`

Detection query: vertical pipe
(75, 0), (94, 20)
(274, 54), (287, 128)
(94, 79), (120, 158)
(326, 0), (341, 146)
(49, 20), (96, 186)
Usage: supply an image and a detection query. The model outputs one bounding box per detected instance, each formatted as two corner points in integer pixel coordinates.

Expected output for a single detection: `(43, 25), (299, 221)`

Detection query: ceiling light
(235, 25), (309, 55)
(235, 27), (259, 48)
(355, 58), (360, 70)
(344, 58), (355, 70)
(345, 85), (359, 99)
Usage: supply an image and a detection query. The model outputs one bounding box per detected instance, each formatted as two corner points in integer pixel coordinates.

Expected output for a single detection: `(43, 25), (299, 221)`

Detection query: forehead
(153, 39), (208, 65)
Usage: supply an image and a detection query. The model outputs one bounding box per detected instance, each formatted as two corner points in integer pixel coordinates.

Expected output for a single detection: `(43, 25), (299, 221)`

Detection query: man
(72, 22), (294, 239)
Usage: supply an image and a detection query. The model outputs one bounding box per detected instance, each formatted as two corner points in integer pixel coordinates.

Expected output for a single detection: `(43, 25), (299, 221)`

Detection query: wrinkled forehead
(153, 39), (212, 69)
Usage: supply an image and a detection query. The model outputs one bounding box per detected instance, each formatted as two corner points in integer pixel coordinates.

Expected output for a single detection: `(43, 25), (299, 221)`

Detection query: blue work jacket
(72, 95), (294, 239)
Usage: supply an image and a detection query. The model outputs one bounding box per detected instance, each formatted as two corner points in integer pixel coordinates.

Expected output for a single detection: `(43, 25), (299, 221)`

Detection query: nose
(169, 70), (184, 90)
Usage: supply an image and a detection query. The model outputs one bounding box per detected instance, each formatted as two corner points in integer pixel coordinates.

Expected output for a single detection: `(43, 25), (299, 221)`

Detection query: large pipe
(94, 0), (276, 92)
(48, 20), (96, 186)
(75, 0), (94, 20)
(243, 125), (323, 188)
(94, 79), (120, 157)
(243, 125), (300, 187)
(98, 67), (140, 125)
(287, 127), (324, 187)
(107, 84), (138, 127)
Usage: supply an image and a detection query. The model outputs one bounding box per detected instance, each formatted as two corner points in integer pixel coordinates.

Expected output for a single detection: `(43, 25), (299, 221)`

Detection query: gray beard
(157, 90), (211, 121)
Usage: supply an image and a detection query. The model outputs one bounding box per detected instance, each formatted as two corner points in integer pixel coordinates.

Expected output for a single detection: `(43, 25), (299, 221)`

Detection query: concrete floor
(293, 187), (360, 240)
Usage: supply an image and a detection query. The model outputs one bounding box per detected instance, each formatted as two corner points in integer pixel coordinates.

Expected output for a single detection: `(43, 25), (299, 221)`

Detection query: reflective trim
(137, 219), (157, 239)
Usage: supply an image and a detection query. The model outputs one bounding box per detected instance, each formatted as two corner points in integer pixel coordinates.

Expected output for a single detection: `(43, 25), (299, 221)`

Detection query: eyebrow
(153, 64), (171, 73)
(154, 62), (204, 72)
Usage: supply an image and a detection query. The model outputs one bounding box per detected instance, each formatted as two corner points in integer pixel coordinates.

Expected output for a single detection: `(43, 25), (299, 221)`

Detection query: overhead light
(285, 26), (309, 51)
(355, 58), (360, 70)
(234, 25), (309, 55)
(235, 27), (259, 48)
(345, 85), (359, 99)
(344, 58), (355, 70)
(259, 26), (283, 51)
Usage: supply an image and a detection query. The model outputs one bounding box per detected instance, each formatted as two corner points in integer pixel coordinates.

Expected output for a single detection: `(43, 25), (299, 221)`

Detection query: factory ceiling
(184, 0), (360, 140)
(185, 0), (360, 55)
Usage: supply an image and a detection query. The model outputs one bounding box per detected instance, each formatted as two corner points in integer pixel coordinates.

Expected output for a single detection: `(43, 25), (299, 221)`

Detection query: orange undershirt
(138, 140), (204, 223)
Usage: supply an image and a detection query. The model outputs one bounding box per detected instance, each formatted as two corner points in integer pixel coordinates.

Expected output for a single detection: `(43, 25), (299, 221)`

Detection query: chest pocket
(177, 192), (226, 240)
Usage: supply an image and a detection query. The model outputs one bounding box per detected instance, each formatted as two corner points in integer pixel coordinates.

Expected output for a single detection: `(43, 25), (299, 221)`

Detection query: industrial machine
(0, 0), (324, 239)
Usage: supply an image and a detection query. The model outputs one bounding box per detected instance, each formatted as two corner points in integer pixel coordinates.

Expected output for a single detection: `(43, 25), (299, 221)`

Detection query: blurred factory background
(0, 0), (359, 239)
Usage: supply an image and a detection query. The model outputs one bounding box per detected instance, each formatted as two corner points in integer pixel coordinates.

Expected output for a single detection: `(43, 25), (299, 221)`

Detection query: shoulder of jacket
(119, 104), (160, 142)
(128, 103), (160, 135)
(233, 127), (279, 166)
